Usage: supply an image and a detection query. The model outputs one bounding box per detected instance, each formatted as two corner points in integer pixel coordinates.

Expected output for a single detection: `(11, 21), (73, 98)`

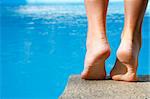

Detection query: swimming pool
(1, 3), (150, 99)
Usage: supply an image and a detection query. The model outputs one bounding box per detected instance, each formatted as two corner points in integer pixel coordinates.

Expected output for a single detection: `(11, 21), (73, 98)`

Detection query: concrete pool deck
(60, 75), (150, 99)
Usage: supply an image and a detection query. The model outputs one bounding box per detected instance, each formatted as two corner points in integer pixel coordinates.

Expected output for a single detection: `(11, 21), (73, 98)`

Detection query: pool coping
(59, 75), (150, 99)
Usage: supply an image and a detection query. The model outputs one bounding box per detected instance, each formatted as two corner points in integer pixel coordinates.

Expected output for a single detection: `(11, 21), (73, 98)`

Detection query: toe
(111, 74), (123, 81)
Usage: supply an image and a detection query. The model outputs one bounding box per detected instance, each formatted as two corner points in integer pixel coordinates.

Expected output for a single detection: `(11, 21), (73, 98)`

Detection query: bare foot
(81, 32), (111, 80)
(110, 32), (141, 82)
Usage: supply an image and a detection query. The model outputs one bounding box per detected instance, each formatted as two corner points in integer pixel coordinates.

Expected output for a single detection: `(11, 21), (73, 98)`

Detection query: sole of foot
(110, 59), (138, 82)
(110, 39), (140, 82)
(81, 41), (111, 80)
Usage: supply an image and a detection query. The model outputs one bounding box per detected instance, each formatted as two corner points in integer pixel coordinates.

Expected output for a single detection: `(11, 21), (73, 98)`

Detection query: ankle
(86, 31), (107, 46)
(87, 29), (106, 37)
(121, 30), (142, 48)
(122, 28), (142, 41)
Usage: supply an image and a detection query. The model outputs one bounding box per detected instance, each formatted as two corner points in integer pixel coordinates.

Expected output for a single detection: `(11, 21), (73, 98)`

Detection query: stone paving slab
(60, 75), (150, 99)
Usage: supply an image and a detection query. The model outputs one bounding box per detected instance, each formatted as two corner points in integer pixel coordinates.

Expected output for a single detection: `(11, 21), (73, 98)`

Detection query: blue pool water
(1, 3), (150, 99)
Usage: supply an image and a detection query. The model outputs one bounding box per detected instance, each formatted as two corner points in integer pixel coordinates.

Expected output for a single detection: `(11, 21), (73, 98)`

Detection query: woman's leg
(110, 0), (148, 81)
(81, 0), (110, 79)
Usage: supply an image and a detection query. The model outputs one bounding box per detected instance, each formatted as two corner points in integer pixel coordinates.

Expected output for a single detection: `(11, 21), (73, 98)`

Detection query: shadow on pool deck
(60, 75), (150, 99)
